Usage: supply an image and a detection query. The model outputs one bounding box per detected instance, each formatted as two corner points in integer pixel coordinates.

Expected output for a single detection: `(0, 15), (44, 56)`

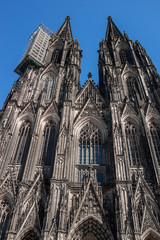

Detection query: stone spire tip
(65, 16), (71, 21)
(88, 72), (92, 79)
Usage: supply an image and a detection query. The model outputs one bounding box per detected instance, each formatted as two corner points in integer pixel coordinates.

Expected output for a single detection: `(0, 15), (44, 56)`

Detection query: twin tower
(0, 16), (160, 240)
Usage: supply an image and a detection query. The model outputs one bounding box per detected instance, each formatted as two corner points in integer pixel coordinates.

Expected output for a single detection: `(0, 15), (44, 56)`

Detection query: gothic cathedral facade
(0, 17), (160, 240)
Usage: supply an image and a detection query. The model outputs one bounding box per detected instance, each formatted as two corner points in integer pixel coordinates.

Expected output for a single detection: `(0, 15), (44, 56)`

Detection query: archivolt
(141, 228), (160, 240)
(67, 216), (114, 240)
(73, 116), (108, 143)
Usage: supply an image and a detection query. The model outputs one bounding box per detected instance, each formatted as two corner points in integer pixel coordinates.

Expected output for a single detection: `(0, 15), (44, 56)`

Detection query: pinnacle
(107, 16), (112, 21)
(88, 72), (92, 79)
(65, 16), (71, 21)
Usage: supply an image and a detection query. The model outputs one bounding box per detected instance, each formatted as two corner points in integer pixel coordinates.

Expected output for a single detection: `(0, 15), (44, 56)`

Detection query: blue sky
(1, 0), (160, 108)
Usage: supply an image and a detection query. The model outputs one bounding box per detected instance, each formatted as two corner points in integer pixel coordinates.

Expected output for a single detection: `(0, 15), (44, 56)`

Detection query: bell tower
(0, 16), (160, 240)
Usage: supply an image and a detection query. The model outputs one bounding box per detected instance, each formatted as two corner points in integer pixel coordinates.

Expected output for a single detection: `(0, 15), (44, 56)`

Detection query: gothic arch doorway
(68, 217), (114, 240)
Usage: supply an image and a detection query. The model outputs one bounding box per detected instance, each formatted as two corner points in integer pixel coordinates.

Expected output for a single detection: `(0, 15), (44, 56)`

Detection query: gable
(74, 98), (105, 126)
(121, 101), (138, 121)
(75, 80), (105, 106)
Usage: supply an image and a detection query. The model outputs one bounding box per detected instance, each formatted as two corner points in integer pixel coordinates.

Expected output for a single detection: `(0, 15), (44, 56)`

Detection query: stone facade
(0, 16), (160, 240)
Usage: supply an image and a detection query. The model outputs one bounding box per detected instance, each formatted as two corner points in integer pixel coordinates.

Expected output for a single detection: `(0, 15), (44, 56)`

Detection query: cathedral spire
(105, 16), (124, 43)
(56, 16), (73, 42)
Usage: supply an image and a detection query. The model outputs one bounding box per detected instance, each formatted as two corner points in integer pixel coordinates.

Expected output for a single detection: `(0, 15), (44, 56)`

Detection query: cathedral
(0, 16), (160, 240)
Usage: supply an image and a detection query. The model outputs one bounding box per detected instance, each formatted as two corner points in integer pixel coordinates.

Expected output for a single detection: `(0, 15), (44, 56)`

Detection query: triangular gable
(121, 62), (137, 78)
(74, 97), (104, 125)
(105, 16), (123, 43)
(41, 62), (59, 77)
(145, 103), (160, 119)
(134, 176), (156, 203)
(121, 101), (138, 120)
(133, 176), (160, 234)
(141, 204), (160, 234)
(71, 178), (106, 226)
(0, 169), (16, 198)
(49, 34), (64, 50)
(56, 16), (73, 42)
(16, 201), (41, 238)
(115, 36), (128, 49)
(18, 102), (35, 118)
(75, 79), (105, 105)
(42, 102), (59, 119)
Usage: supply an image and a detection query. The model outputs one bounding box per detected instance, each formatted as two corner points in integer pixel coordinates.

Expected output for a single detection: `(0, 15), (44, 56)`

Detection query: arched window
(52, 49), (63, 64)
(40, 122), (55, 166)
(43, 76), (53, 100)
(22, 230), (39, 240)
(127, 78), (135, 102)
(0, 198), (10, 240)
(125, 123), (141, 166)
(14, 122), (31, 164)
(149, 124), (160, 165)
(78, 122), (102, 165)
(119, 49), (134, 65)
(126, 77), (141, 103)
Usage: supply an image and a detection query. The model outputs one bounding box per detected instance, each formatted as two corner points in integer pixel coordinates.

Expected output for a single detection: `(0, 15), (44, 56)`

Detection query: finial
(88, 72), (92, 79)
(75, 37), (78, 43)
(107, 16), (112, 21)
(124, 31), (129, 40)
(65, 16), (70, 21)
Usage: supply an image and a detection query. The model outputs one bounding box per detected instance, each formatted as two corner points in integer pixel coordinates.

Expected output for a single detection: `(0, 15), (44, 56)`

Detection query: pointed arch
(10, 118), (33, 180)
(122, 70), (144, 102)
(39, 120), (56, 166)
(73, 117), (108, 182)
(122, 117), (142, 167)
(78, 122), (102, 165)
(148, 122), (160, 165)
(74, 116), (108, 143)
(17, 227), (40, 240)
(141, 228), (160, 240)
(14, 121), (31, 165)
(67, 216), (114, 240)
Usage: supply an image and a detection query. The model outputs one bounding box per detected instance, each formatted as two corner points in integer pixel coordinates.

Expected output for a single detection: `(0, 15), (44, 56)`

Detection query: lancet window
(43, 77), (53, 100)
(126, 77), (141, 103)
(40, 122), (55, 166)
(125, 123), (141, 166)
(14, 122), (31, 164)
(52, 49), (63, 64)
(127, 78), (135, 102)
(78, 122), (102, 165)
(149, 124), (160, 165)
(119, 49), (134, 65)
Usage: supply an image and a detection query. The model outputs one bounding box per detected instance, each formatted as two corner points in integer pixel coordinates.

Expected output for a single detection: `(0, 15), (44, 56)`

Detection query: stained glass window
(78, 122), (102, 165)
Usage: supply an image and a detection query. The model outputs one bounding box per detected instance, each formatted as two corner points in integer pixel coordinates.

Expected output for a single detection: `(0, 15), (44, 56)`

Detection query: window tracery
(78, 122), (102, 165)
(149, 123), (160, 165)
(39, 122), (55, 166)
(43, 76), (53, 100)
(14, 122), (31, 164)
(125, 123), (141, 166)
(119, 49), (134, 65)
